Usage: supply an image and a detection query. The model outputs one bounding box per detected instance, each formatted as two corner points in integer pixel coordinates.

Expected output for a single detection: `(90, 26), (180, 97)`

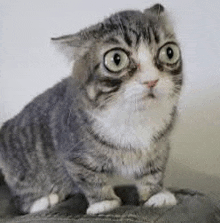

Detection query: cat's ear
(144, 4), (165, 16)
(144, 4), (175, 35)
(51, 33), (85, 62)
(51, 23), (102, 62)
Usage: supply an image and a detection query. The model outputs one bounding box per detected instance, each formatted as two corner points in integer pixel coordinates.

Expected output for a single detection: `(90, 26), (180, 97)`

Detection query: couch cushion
(0, 184), (219, 223)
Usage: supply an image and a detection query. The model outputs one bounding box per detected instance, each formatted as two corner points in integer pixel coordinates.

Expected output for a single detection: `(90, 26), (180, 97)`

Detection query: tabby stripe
(103, 37), (120, 45)
(24, 125), (32, 149)
(85, 64), (100, 85)
(152, 27), (160, 44)
(95, 86), (120, 105)
(6, 124), (27, 173)
(33, 124), (44, 165)
(172, 76), (183, 86)
(13, 126), (30, 171)
(147, 27), (152, 44)
(94, 78), (122, 103)
(93, 63), (100, 72)
(170, 63), (182, 75)
(123, 31), (132, 47)
(172, 87), (181, 95)
(24, 125), (38, 166)
(5, 124), (16, 157)
(135, 33), (141, 47)
(19, 127), (28, 149)
(12, 126), (26, 161)
(135, 165), (163, 179)
(0, 124), (8, 154)
(39, 124), (52, 160)
(74, 161), (101, 174)
(87, 127), (117, 150)
(129, 29), (141, 47)
(153, 106), (177, 142)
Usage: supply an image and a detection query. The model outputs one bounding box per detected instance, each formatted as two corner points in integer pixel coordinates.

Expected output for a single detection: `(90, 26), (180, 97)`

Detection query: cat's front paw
(29, 193), (59, 213)
(86, 199), (121, 215)
(144, 189), (177, 207)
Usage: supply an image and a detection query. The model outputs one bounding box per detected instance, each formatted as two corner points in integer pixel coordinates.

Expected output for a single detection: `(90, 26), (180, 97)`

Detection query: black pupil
(167, 47), (174, 59)
(114, 53), (121, 66)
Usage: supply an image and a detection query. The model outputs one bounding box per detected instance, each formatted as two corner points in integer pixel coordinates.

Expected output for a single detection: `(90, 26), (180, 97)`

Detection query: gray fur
(0, 4), (183, 213)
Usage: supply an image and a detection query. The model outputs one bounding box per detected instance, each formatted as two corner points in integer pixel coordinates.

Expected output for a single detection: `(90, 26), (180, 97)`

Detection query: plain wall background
(0, 0), (220, 199)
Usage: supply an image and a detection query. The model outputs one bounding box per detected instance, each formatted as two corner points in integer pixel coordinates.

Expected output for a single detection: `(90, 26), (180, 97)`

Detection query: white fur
(137, 42), (160, 83)
(86, 200), (121, 215)
(29, 197), (49, 213)
(29, 193), (59, 213)
(145, 189), (177, 207)
(48, 193), (59, 206)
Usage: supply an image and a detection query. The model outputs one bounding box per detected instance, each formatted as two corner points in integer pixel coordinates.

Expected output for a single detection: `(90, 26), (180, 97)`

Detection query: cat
(0, 4), (183, 215)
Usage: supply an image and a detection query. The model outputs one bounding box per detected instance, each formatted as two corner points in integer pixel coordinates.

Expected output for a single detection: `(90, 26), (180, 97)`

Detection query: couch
(0, 174), (220, 223)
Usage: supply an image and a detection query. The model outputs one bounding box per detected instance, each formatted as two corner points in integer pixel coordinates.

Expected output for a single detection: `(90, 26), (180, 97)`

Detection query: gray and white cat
(0, 4), (183, 214)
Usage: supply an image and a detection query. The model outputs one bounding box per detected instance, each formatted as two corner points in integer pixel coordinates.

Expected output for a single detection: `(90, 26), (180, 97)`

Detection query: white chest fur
(91, 95), (175, 151)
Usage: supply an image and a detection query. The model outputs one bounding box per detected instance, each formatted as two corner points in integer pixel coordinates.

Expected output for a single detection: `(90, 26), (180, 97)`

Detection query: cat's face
(53, 4), (183, 113)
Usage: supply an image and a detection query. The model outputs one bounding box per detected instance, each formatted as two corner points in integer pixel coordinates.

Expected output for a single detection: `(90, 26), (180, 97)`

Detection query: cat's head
(52, 4), (183, 112)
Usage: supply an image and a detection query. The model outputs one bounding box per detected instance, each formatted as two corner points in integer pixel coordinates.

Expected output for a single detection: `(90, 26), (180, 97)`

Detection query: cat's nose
(143, 79), (159, 88)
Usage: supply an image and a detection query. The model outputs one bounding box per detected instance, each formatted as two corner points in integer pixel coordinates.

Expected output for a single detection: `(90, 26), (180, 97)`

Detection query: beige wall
(166, 86), (220, 199)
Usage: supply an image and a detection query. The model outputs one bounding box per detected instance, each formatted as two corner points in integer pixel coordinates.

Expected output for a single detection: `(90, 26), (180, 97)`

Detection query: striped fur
(0, 4), (183, 214)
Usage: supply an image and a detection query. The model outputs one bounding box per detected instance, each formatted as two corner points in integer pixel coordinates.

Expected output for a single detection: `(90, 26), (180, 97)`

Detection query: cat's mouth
(147, 92), (156, 98)
(140, 92), (157, 102)
(146, 88), (157, 99)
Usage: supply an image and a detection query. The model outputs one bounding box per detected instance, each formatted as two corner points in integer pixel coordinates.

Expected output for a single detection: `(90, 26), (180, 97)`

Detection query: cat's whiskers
(95, 94), (115, 110)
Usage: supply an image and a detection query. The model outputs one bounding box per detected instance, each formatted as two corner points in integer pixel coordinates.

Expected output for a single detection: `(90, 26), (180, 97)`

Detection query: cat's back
(1, 78), (69, 130)
(0, 77), (76, 193)
(0, 77), (70, 166)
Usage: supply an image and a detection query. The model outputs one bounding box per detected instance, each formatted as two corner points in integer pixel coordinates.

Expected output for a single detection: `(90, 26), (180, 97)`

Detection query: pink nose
(146, 79), (159, 88)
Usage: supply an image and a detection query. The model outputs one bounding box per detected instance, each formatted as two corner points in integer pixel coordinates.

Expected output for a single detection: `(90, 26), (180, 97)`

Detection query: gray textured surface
(0, 181), (219, 223)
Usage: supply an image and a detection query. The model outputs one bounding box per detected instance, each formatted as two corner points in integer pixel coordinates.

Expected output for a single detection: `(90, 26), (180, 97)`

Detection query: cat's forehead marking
(103, 37), (121, 45)
(137, 41), (153, 70)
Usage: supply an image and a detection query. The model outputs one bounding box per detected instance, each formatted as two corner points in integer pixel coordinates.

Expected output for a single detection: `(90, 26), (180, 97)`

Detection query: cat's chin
(134, 94), (169, 112)
(142, 92), (162, 103)
(142, 92), (158, 101)
(131, 100), (160, 113)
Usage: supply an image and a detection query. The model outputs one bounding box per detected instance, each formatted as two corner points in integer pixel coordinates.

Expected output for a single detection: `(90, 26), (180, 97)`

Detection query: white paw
(144, 190), (177, 207)
(29, 197), (49, 213)
(29, 193), (59, 213)
(86, 200), (121, 215)
(48, 193), (59, 206)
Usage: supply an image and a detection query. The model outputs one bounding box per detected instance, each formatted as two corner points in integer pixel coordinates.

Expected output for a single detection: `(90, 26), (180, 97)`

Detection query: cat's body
(0, 4), (183, 214)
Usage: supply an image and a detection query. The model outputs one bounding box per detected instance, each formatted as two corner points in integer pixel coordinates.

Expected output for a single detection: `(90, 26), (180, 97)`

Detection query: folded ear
(51, 32), (94, 62)
(144, 4), (175, 36)
(51, 23), (103, 61)
(51, 33), (83, 62)
(144, 4), (165, 16)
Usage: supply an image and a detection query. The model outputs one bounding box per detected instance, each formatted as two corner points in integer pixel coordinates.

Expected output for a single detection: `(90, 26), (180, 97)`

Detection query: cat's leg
(29, 193), (59, 213)
(81, 179), (121, 215)
(86, 185), (121, 215)
(8, 174), (72, 214)
(66, 163), (121, 215)
(144, 189), (177, 207)
(11, 191), (62, 214)
(136, 171), (177, 208)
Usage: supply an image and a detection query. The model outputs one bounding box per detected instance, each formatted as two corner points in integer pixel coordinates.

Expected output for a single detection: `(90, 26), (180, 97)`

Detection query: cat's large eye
(158, 43), (180, 65)
(104, 49), (129, 73)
